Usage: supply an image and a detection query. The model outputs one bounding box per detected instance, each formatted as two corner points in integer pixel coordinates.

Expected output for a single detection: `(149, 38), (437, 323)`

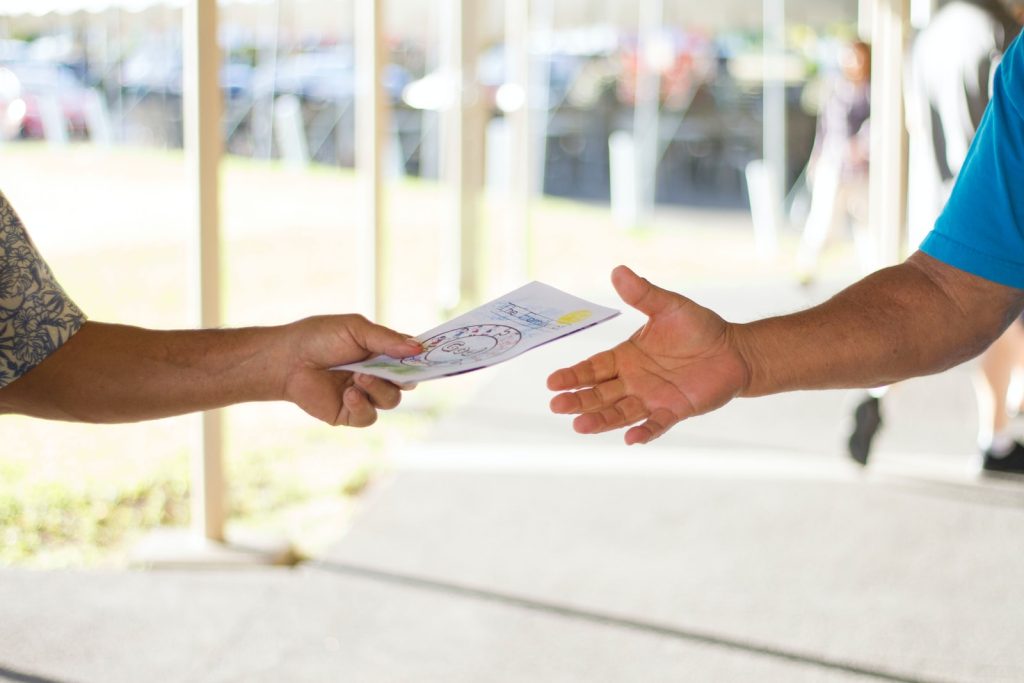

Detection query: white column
(183, 0), (225, 542)
(504, 0), (531, 286)
(761, 0), (786, 257)
(858, 0), (874, 40)
(355, 0), (387, 320)
(868, 0), (909, 267)
(910, 0), (936, 30)
(633, 0), (664, 227)
(529, 0), (554, 199)
(438, 0), (484, 310)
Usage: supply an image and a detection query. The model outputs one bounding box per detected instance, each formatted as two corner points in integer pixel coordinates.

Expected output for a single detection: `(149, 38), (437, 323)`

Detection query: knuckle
(342, 313), (369, 328)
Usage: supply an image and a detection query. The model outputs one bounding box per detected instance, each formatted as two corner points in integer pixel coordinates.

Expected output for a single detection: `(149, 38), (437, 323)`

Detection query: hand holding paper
(281, 315), (422, 426)
(336, 282), (619, 382)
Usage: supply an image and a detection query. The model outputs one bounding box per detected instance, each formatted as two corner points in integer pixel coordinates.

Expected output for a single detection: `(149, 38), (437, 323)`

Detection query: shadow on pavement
(0, 665), (72, 683)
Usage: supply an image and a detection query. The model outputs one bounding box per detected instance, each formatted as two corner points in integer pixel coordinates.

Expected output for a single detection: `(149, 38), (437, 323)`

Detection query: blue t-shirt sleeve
(920, 34), (1024, 288)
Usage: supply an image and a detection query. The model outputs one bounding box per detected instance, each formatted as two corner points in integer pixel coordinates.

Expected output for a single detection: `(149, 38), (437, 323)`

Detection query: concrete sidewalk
(2, 281), (1023, 683)
(4, 453), (1023, 683)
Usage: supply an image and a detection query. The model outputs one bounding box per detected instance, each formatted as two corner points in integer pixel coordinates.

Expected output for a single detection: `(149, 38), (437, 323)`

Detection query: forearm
(735, 252), (1024, 396)
(0, 321), (288, 422)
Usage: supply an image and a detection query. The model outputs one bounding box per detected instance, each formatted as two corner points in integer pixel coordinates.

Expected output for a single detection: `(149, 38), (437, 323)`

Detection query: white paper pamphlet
(333, 281), (620, 382)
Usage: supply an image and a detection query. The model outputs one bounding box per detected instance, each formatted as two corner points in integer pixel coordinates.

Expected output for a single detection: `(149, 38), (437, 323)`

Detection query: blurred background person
(848, 0), (1024, 473)
(795, 40), (871, 285)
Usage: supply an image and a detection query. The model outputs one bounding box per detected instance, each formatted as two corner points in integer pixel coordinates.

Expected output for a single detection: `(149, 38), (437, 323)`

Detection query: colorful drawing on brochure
(331, 281), (620, 383)
(402, 325), (523, 368)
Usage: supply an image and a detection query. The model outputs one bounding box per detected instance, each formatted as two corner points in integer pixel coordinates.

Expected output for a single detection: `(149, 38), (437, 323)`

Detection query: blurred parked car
(0, 40), (28, 62)
(251, 51), (352, 102)
(220, 61), (253, 99)
(121, 46), (253, 99)
(121, 47), (181, 95)
(0, 61), (91, 139)
(251, 49), (409, 104)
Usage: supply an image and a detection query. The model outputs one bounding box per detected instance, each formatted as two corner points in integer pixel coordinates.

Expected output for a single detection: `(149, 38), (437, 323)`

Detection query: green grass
(0, 451), (189, 565)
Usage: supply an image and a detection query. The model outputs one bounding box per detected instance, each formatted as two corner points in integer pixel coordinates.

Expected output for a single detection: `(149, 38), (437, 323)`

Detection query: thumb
(349, 317), (422, 358)
(611, 265), (684, 318)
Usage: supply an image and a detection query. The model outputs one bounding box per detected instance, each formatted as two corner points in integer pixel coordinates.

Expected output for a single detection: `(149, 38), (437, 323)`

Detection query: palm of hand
(549, 269), (750, 445)
(616, 307), (747, 423)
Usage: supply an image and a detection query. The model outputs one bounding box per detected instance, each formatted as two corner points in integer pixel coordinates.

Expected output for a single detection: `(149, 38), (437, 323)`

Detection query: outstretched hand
(280, 315), (421, 427)
(548, 266), (751, 445)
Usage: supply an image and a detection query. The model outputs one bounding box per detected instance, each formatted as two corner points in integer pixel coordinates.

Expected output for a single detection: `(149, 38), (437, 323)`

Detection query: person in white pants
(796, 41), (872, 283)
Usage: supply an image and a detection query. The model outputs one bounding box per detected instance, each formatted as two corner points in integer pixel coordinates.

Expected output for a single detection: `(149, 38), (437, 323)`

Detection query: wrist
(210, 324), (296, 404)
(729, 321), (768, 398)
(258, 323), (301, 402)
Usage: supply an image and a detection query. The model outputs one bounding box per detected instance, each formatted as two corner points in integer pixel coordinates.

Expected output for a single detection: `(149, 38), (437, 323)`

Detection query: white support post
(355, 0), (387, 321)
(761, 0), (785, 258)
(183, 0), (225, 543)
(439, 0), (484, 311)
(633, 0), (664, 228)
(438, 0), (461, 311)
(530, 0), (554, 199)
(868, 0), (909, 268)
(910, 0), (937, 30)
(858, 0), (874, 41)
(504, 0), (531, 286)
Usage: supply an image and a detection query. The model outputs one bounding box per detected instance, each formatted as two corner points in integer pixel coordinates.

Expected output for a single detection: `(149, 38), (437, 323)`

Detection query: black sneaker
(848, 395), (882, 466)
(982, 441), (1024, 475)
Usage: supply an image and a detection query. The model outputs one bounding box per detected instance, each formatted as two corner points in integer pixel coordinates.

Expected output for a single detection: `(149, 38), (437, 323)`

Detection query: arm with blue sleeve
(548, 36), (1024, 444)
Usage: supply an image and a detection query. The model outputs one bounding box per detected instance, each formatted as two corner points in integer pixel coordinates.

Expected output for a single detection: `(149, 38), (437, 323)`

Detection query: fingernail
(405, 338), (421, 346)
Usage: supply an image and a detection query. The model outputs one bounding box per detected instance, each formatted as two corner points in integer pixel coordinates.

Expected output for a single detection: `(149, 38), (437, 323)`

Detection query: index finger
(344, 315), (422, 359)
(547, 349), (618, 391)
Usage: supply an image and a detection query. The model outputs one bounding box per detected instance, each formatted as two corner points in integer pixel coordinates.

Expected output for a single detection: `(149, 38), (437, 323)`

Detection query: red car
(2, 61), (90, 139)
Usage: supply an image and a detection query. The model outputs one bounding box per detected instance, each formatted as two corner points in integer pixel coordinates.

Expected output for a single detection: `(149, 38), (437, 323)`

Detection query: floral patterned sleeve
(0, 190), (86, 388)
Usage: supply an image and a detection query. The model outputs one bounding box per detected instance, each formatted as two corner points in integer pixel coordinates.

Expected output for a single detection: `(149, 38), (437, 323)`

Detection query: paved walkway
(3, 282), (1023, 683)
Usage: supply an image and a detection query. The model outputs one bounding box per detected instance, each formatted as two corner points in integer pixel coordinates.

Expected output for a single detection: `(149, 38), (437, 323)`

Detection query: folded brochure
(333, 281), (620, 382)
